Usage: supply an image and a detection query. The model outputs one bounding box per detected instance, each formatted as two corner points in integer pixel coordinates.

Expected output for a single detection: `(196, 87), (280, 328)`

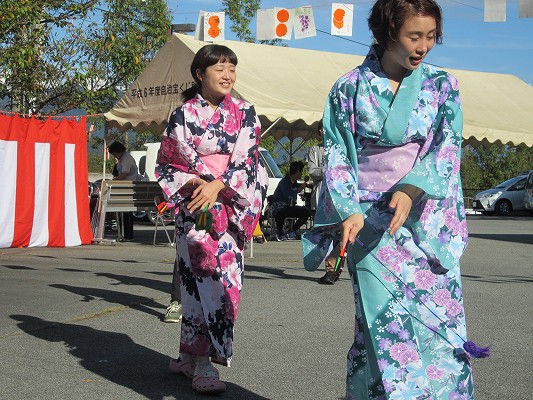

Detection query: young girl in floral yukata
(155, 44), (267, 394)
(303, 0), (482, 398)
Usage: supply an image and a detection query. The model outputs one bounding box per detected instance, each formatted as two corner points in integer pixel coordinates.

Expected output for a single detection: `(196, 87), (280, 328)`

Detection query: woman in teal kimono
(303, 0), (484, 398)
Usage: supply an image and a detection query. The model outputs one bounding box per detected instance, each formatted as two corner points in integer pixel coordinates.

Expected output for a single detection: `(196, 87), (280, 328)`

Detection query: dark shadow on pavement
(78, 257), (144, 264)
(11, 315), (269, 400)
(245, 264), (328, 283)
(49, 284), (166, 319)
(2, 264), (37, 270)
(57, 268), (91, 272)
(468, 233), (533, 245)
(95, 272), (172, 296)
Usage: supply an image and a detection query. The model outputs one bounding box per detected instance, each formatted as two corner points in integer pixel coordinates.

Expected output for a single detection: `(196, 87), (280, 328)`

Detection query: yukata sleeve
(302, 79), (362, 271)
(216, 104), (263, 209)
(397, 74), (463, 199)
(154, 107), (205, 205)
(316, 81), (363, 227)
(399, 73), (468, 273)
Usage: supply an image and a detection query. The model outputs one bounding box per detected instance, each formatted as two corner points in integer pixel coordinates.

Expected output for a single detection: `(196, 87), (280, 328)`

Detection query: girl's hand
(187, 179), (225, 213)
(388, 191), (413, 235)
(183, 177), (206, 190)
(341, 213), (364, 251)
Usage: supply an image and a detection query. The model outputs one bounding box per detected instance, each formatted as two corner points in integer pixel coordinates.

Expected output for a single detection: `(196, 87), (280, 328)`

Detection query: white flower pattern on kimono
(302, 45), (473, 400)
(416, 300), (447, 327)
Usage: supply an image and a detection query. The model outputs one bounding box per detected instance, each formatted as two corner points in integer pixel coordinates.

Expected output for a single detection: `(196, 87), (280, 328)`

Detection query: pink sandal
(169, 358), (195, 379)
(192, 362), (226, 394)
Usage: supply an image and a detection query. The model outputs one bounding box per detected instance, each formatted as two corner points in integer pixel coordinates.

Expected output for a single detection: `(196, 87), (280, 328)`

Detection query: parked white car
(473, 173), (529, 216)
(524, 170), (533, 215)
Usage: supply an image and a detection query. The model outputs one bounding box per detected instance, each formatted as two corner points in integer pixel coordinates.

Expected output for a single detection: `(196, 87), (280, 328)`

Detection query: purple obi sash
(358, 142), (421, 192)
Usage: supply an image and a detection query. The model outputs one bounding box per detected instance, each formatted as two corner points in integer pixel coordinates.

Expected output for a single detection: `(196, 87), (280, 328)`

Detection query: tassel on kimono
(354, 237), (491, 361)
(462, 341), (491, 358)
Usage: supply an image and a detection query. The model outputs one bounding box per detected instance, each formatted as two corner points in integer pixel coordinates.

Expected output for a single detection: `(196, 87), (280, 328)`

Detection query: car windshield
(259, 149), (283, 178)
(495, 176), (525, 189)
(527, 172), (533, 188)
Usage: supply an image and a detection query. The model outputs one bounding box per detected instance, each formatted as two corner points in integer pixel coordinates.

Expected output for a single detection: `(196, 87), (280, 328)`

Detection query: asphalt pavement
(0, 214), (532, 400)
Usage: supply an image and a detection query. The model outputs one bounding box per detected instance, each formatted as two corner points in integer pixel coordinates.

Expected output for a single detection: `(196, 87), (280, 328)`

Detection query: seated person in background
(108, 141), (139, 241)
(271, 161), (312, 241)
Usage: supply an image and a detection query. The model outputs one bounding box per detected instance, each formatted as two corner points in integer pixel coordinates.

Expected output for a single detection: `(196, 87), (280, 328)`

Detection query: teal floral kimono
(302, 46), (475, 399)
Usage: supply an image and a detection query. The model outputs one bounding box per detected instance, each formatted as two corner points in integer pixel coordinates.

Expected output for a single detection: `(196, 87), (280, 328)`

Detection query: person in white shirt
(108, 141), (138, 240)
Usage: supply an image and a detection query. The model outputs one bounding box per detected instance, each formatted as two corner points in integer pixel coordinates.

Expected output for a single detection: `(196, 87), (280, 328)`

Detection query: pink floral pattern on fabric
(155, 93), (268, 241)
(156, 94), (268, 367)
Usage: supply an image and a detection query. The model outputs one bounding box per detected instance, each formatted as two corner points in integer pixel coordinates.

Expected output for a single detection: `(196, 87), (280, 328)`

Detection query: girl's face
(197, 60), (236, 104)
(386, 14), (437, 71)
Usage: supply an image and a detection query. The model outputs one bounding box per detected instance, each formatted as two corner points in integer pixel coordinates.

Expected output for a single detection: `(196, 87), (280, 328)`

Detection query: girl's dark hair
(181, 44), (238, 102)
(368, 0), (443, 49)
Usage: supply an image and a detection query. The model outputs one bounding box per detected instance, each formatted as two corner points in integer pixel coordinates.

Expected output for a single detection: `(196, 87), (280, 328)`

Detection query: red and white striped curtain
(0, 113), (93, 248)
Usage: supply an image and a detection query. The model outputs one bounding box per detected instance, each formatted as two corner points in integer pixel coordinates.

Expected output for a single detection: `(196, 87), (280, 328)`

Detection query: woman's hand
(341, 213), (364, 251)
(187, 179), (225, 213)
(388, 191), (413, 235)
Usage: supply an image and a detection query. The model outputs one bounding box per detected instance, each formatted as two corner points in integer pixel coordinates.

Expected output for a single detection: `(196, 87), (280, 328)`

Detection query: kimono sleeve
(154, 107), (199, 205)
(315, 81), (363, 228)
(400, 74), (468, 273)
(302, 79), (363, 272)
(398, 74), (463, 200)
(217, 104), (263, 208)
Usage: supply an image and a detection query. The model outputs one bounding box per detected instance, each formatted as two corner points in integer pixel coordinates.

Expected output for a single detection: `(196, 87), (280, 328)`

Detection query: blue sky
(167, 0), (533, 85)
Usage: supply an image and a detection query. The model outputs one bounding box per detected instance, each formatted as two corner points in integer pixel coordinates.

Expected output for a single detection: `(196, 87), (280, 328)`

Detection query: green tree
(221, 0), (282, 46)
(222, 0), (260, 43)
(0, 0), (171, 115)
(460, 143), (533, 197)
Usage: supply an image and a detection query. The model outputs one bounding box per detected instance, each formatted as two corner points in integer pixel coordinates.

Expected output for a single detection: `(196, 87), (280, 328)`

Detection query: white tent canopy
(105, 33), (533, 147)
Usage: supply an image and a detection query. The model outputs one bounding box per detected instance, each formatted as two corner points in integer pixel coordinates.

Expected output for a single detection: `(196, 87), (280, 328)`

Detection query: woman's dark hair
(108, 141), (126, 155)
(181, 44), (238, 102)
(368, 0), (443, 50)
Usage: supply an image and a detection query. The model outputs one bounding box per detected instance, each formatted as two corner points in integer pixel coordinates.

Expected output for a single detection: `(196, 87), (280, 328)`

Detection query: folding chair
(153, 197), (175, 247)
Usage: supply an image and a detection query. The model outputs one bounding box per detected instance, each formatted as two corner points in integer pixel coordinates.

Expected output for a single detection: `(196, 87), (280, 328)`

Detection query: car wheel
(132, 211), (148, 222)
(495, 200), (512, 216)
(148, 210), (174, 226)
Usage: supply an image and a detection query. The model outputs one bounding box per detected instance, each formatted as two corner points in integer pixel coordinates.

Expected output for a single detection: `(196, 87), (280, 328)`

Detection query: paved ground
(0, 214), (531, 399)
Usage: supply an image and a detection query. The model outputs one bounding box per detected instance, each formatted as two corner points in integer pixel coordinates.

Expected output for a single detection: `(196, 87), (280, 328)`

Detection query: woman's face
(387, 14), (437, 71)
(197, 60), (236, 103)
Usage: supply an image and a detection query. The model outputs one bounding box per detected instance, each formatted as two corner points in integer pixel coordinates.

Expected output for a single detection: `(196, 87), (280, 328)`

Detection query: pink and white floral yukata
(155, 93), (267, 366)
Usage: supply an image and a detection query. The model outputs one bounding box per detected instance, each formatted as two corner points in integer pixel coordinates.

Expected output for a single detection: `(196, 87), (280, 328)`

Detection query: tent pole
(102, 121), (108, 181)
(261, 117), (281, 138)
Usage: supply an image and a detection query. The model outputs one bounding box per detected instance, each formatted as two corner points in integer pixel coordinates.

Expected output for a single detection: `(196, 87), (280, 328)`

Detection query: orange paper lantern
(208, 26), (220, 38)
